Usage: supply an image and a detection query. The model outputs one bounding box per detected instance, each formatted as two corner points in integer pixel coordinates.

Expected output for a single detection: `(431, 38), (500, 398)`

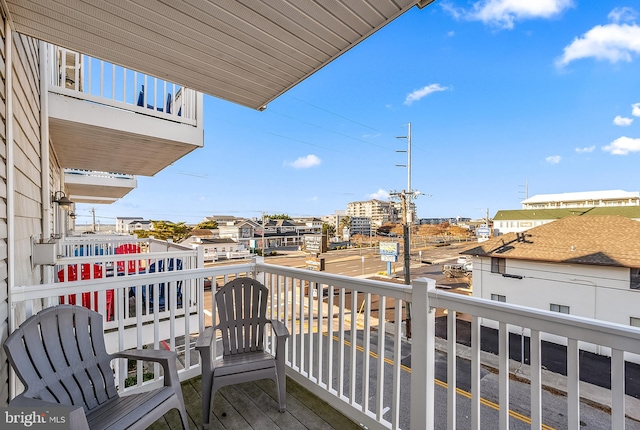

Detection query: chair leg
(201, 377), (213, 429)
(178, 404), (190, 429)
(276, 367), (286, 412)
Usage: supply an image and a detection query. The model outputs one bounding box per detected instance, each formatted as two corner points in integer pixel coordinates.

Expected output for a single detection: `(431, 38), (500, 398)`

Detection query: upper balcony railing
(48, 44), (198, 126)
(10, 260), (640, 429)
(64, 168), (135, 181)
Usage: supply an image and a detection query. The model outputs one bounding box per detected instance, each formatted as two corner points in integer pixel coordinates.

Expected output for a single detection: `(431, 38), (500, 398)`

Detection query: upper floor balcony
(47, 45), (204, 177)
(11, 247), (640, 429)
(63, 169), (137, 204)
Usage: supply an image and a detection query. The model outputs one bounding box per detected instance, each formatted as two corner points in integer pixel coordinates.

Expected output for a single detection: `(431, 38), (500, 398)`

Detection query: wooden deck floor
(149, 376), (362, 430)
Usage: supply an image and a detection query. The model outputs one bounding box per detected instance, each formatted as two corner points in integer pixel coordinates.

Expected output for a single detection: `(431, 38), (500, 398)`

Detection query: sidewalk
(433, 337), (640, 422)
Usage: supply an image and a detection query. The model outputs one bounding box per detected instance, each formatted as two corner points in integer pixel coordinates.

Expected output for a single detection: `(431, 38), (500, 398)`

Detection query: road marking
(330, 333), (555, 430)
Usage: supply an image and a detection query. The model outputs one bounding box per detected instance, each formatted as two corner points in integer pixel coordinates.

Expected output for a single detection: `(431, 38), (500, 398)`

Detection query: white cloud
(556, 14), (640, 67)
(575, 145), (595, 153)
(404, 84), (449, 105)
(285, 154), (321, 169)
(447, 0), (573, 30)
(369, 189), (390, 200)
(447, 30), (456, 37)
(545, 155), (561, 164)
(633, 103), (640, 117)
(613, 115), (633, 126)
(608, 7), (638, 24)
(602, 136), (640, 155)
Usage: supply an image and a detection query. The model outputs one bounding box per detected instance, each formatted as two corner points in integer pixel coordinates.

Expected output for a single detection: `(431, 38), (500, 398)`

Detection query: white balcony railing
(64, 168), (135, 181)
(10, 260), (640, 429)
(48, 45), (198, 126)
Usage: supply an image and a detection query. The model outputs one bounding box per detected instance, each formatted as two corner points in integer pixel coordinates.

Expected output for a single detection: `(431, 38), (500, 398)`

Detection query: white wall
(472, 256), (640, 359)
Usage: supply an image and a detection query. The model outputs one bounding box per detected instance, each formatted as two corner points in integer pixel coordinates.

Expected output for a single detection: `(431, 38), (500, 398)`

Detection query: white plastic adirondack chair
(4, 304), (189, 430)
(196, 277), (289, 429)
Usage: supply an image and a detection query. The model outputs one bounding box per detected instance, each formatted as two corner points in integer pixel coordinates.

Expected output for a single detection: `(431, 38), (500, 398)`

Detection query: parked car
(457, 256), (471, 265)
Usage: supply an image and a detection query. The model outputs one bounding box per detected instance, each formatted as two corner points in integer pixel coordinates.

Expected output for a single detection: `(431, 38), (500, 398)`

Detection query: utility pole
(393, 123), (420, 338)
(91, 207), (96, 232)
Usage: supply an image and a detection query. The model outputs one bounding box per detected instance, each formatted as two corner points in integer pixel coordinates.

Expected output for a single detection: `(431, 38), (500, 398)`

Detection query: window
(631, 268), (640, 290)
(491, 257), (505, 274)
(491, 294), (506, 302)
(550, 303), (570, 314)
(631, 317), (640, 328)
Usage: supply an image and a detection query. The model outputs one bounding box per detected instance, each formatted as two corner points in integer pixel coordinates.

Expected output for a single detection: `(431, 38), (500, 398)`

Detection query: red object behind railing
(115, 243), (143, 274)
(58, 264), (114, 321)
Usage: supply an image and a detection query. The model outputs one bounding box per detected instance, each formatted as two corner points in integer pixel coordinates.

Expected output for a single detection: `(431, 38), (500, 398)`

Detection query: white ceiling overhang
(5, 0), (432, 110)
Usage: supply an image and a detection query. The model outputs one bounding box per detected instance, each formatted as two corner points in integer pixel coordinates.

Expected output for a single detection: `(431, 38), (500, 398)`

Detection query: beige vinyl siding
(12, 33), (41, 286)
(0, 28), (43, 407)
(0, 14), (9, 407)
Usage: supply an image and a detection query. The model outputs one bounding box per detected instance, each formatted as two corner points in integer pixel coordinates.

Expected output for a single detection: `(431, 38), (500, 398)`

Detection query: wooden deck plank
(149, 375), (361, 430)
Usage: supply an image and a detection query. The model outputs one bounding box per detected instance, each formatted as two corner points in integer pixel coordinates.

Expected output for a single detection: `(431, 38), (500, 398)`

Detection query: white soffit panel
(6, 0), (431, 110)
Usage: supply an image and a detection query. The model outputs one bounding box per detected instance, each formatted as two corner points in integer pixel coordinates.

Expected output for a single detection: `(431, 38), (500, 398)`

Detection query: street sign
(379, 242), (400, 256)
(477, 227), (491, 236)
(304, 235), (327, 253)
(381, 254), (398, 262)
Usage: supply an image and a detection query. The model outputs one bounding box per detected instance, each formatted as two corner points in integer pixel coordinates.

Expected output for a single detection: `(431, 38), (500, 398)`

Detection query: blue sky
(75, 1), (640, 227)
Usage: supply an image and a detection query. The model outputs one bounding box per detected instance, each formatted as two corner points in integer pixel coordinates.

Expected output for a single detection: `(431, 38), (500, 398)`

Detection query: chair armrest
(195, 326), (215, 373)
(112, 349), (179, 387)
(10, 394), (89, 430)
(195, 326), (215, 349)
(269, 319), (290, 339)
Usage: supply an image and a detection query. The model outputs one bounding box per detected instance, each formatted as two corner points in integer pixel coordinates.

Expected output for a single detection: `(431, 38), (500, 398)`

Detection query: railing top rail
(414, 278), (640, 354)
(61, 237), (148, 244)
(257, 262), (412, 301)
(148, 238), (194, 251)
(13, 265), (254, 302)
(56, 250), (197, 265)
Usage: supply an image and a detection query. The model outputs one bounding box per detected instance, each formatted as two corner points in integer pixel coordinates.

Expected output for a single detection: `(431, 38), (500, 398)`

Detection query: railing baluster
(338, 288), (346, 399)
(391, 300), (401, 429)
(308, 281), (315, 382)
(349, 289), (357, 405)
(376, 295), (386, 422)
(471, 315), (481, 430)
(567, 338), (580, 429)
(299, 278), (305, 375)
(447, 310), (457, 430)
(317, 283), (324, 388)
(530, 329), (542, 429)
(327, 285), (335, 395)
(362, 292), (371, 414)
(498, 321), (509, 430)
(611, 348), (626, 429)
(100, 60), (104, 97)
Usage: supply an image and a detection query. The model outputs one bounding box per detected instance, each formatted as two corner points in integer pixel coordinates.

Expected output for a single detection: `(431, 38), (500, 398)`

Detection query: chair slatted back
(4, 305), (118, 412)
(215, 277), (269, 356)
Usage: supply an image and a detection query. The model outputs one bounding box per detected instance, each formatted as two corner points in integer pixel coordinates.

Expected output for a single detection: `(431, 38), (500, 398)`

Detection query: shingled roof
(462, 215), (640, 268)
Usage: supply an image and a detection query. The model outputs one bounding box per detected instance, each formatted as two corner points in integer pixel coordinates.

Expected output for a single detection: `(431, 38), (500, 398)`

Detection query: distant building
(350, 217), (371, 236)
(180, 236), (248, 262)
(521, 190), (640, 210)
(116, 217), (143, 233)
(493, 190), (640, 235)
(346, 199), (410, 227)
(321, 211), (347, 237)
(418, 217), (470, 225)
(493, 206), (640, 235)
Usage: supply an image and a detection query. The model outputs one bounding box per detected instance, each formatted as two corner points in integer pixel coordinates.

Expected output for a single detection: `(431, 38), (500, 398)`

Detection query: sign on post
(476, 227), (491, 236)
(304, 235), (327, 253)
